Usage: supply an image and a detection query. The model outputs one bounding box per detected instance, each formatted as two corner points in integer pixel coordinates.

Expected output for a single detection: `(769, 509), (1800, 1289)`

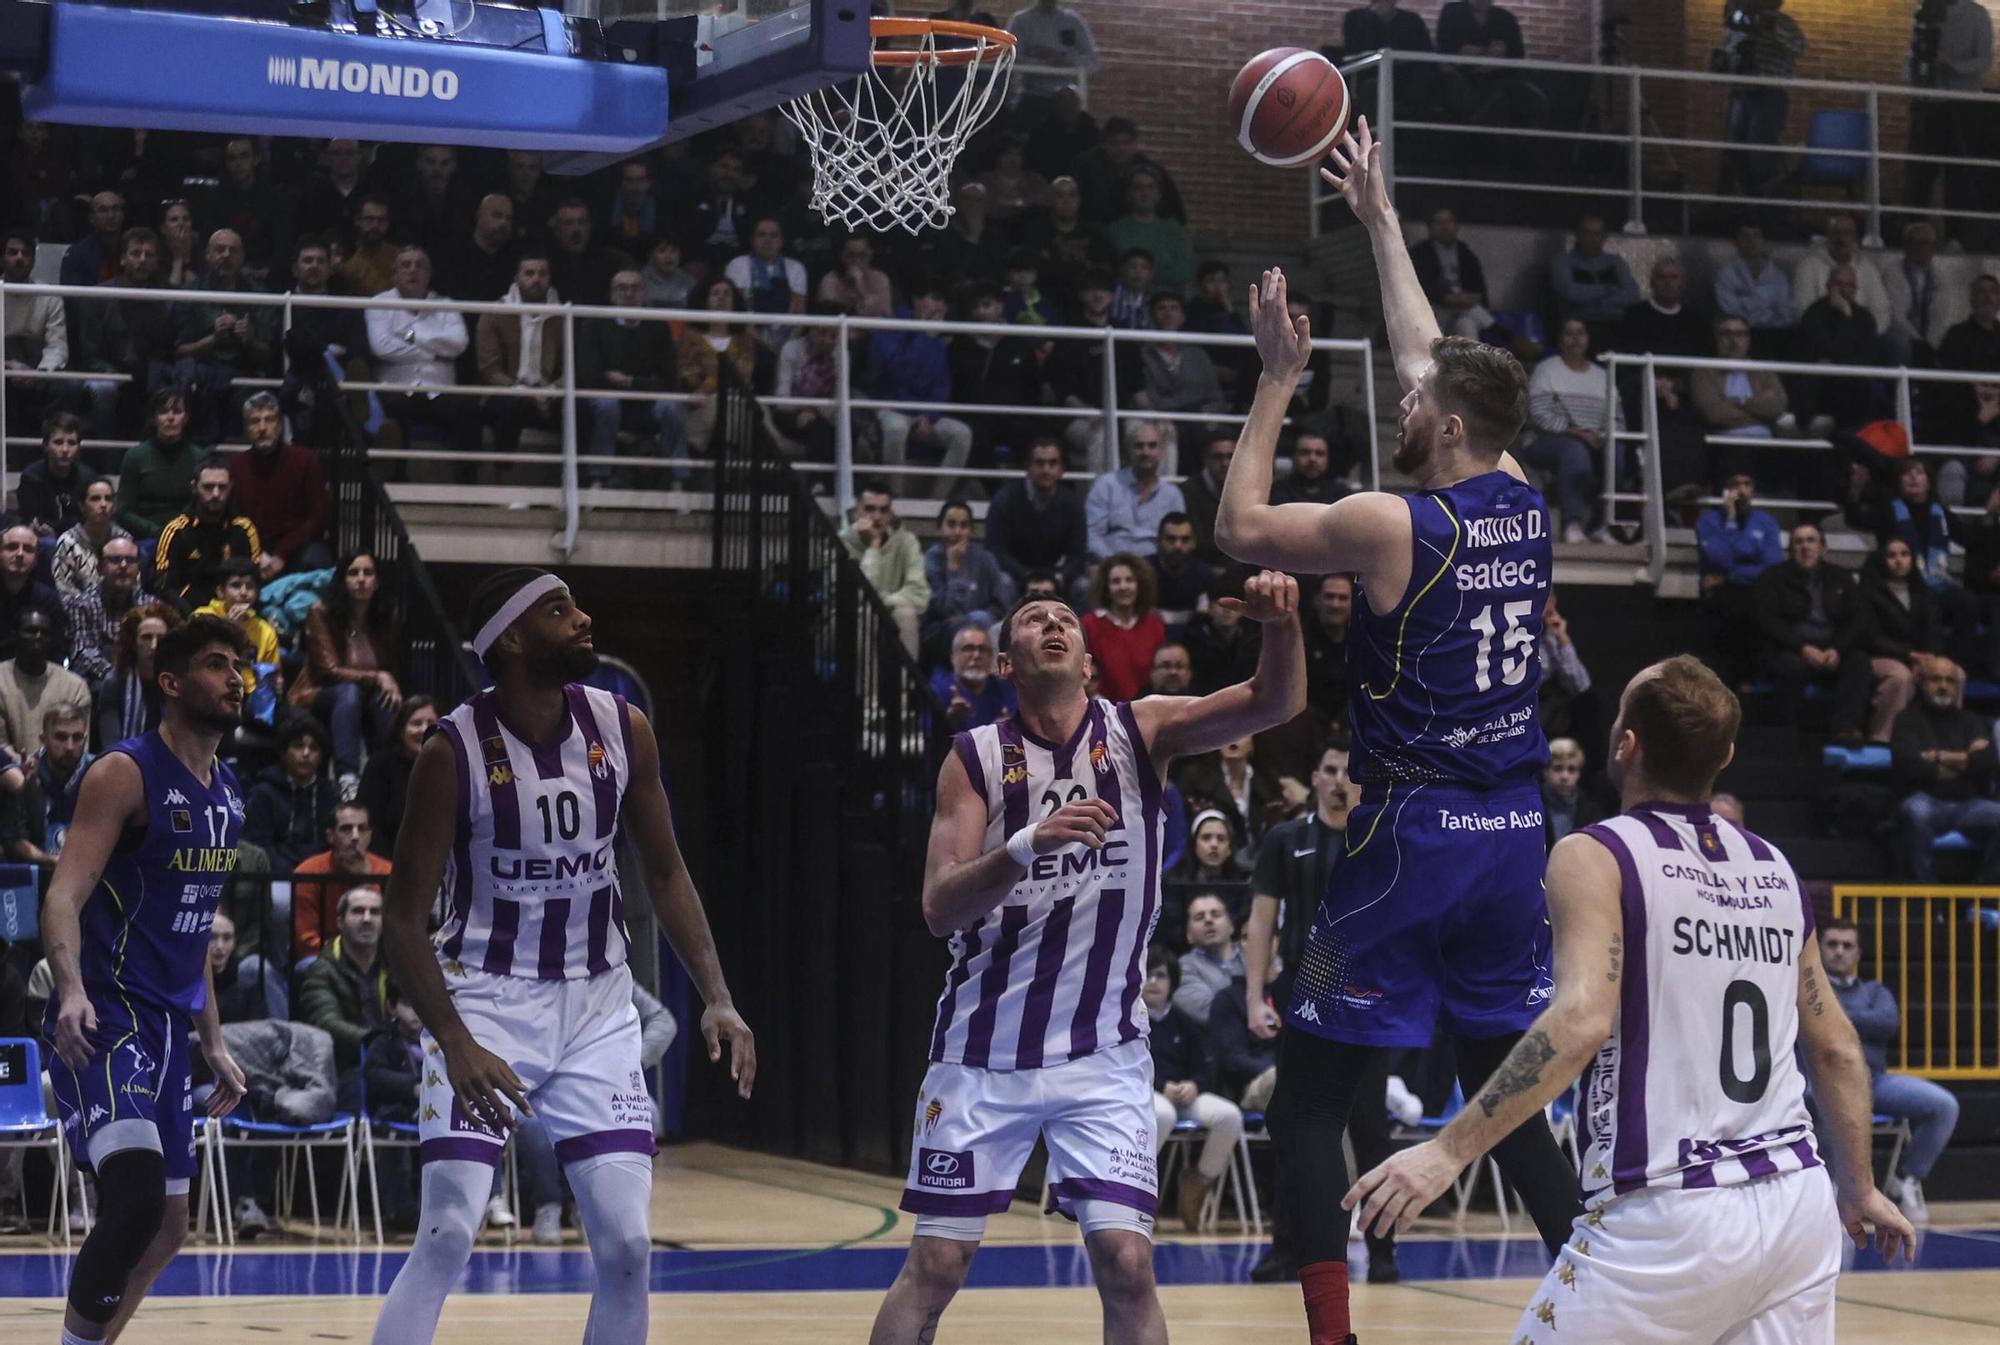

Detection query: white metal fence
(1317, 49), (2000, 246)
(0, 281), (1375, 555)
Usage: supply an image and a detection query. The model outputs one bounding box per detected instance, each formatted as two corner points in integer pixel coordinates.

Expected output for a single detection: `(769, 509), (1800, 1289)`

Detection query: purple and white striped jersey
(433, 684), (635, 981)
(929, 700), (1167, 1072)
(1575, 804), (1821, 1210)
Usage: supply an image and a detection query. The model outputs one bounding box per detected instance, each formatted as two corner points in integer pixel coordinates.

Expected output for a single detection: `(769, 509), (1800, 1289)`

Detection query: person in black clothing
(1342, 0), (1432, 55)
(1930, 275), (2000, 462)
(1615, 257), (1711, 445)
(1409, 209), (1492, 343)
(1184, 571), (1262, 694)
(547, 197), (631, 308)
(206, 910), (269, 1024)
(1859, 540), (1947, 743)
(73, 227), (173, 440)
(1143, 948), (1247, 1230)
(1755, 520), (1872, 739)
(983, 437), (1089, 600)
(244, 715), (339, 871)
(280, 235), (372, 445)
(1846, 456), (1979, 671)
(948, 284), (1043, 464)
(1180, 434), (1235, 566)
(1965, 484), (2000, 677)
(1794, 264), (1888, 432)
(1435, 0), (1548, 131)
(1151, 512), (1212, 638)
(16, 413), (102, 538)
(0, 525), (67, 663)
(357, 696), (438, 860)
(579, 269), (685, 485)
(1892, 659), (2000, 881)
(1301, 575), (1353, 727)
(1270, 432), (1351, 508)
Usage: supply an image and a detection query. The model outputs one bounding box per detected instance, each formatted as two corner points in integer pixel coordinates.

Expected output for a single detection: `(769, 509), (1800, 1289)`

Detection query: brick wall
(895, 1), (1603, 239)
(904, 1), (2000, 241)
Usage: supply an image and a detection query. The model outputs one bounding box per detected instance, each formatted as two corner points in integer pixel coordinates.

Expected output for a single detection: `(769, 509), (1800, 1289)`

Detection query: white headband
(472, 573), (565, 658)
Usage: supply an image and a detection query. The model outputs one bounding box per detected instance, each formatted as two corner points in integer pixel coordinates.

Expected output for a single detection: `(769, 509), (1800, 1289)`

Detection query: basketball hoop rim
(868, 16), (1017, 68)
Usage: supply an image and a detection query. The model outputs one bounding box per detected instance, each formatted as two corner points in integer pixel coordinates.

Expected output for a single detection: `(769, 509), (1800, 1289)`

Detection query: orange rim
(869, 16), (1016, 68)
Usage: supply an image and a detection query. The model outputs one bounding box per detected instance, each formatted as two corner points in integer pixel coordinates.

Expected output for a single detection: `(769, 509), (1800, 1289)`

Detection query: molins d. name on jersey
(1455, 511), (1544, 592)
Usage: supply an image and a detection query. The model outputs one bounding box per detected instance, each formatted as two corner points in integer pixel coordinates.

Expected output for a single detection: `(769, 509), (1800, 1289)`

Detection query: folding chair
(1151, 1115), (1264, 1238)
(212, 1111), (362, 1241)
(1392, 1085), (1525, 1232)
(0, 1037), (88, 1247)
(1873, 1113), (1912, 1187)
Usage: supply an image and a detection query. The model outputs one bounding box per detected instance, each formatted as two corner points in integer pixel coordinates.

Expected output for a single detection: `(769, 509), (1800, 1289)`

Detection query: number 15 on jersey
(1470, 600), (1538, 693)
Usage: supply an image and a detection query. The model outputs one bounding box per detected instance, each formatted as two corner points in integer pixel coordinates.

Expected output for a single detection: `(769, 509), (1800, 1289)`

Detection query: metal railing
(1833, 886), (2000, 1080)
(0, 281), (1379, 540)
(1317, 49), (2000, 245)
(1608, 350), (2000, 583)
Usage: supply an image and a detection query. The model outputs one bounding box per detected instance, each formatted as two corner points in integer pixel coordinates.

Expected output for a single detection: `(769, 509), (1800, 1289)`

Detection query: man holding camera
(1906, 0), (1996, 249)
(1716, 0), (1808, 204)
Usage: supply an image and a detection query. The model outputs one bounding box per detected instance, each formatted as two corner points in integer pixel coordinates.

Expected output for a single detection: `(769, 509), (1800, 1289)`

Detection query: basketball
(1228, 47), (1351, 168)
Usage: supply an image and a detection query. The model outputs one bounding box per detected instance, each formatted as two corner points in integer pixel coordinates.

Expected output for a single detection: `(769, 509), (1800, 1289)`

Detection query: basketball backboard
(0, 0), (867, 163)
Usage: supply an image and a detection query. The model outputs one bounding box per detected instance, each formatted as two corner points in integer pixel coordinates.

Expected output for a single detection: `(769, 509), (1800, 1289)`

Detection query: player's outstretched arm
(624, 706), (756, 1099)
(1322, 117), (1440, 394)
(44, 750), (142, 1070)
(386, 734), (533, 1131)
(1345, 831), (1623, 1238)
(1796, 939), (1916, 1262)
(1132, 571), (1306, 767)
(921, 747), (1116, 938)
(1214, 269), (1410, 574)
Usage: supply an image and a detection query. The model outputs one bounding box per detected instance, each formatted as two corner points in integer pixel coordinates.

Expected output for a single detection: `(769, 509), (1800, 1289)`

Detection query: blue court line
(0, 1230), (1995, 1299)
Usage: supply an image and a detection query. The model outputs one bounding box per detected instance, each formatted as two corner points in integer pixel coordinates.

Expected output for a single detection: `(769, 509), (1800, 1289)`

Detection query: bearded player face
(508, 586), (599, 683)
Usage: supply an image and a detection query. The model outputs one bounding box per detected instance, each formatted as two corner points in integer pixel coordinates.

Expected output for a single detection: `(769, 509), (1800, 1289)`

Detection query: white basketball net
(780, 27), (1015, 236)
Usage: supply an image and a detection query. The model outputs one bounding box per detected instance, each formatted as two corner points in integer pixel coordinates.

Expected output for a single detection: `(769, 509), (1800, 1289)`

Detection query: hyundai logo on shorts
(916, 1148), (974, 1189)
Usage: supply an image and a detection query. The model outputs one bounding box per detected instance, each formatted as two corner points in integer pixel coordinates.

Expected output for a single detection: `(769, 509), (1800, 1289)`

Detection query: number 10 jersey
(433, 684), (636, 981)
(1347, 470), (1551, 792)
(1576, 806), (1821, 1210)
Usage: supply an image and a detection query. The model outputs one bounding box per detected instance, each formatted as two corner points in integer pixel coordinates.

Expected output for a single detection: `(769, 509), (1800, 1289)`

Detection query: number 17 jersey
(1576, 805), (1821, 1209)
(1348, 470), (1550, 791)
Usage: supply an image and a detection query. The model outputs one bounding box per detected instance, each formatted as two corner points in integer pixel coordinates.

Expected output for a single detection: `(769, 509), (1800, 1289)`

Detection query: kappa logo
(165, 789), (190, 806)
(86, 1104), (108, 1125)
(1556, 1260), (1577, 1289)
(1533, 1300), (1556, 1327)
(489, 763), (515, 787)
(1293, 1000), (1321, 1024)
(422, 1104), (440, 1121)
(425, 1071), (443, 1088)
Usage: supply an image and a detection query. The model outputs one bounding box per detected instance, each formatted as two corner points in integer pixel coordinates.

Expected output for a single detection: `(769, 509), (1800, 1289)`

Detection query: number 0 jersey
(1348, 470), (1551, 791)
(434, 684), (635, 981)
(1576, 805), (1821, 1209)
(930, 701), (1167, 1072)
(76, 732), (244, 1017)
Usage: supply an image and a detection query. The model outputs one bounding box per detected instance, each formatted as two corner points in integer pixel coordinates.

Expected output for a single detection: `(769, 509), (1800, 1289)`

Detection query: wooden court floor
(0, 1144), (1992, 1342)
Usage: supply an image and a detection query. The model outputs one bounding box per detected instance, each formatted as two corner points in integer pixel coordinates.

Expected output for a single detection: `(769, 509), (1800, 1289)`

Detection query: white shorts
(899, 1039), (1157, 1232)
(1512, 1168), (1841, 1345)
(418, 961), (655, 1168)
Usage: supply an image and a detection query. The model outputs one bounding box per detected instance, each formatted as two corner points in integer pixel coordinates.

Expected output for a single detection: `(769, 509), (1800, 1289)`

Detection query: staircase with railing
(694, 385), (953, 1170)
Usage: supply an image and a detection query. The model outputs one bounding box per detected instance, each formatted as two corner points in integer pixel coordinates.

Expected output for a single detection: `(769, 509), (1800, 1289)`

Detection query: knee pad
(68, 1148), (167, 1324)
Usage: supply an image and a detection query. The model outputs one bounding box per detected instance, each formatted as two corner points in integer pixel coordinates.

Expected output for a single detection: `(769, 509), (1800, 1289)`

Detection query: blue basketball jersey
(75, 733), (245, 1016)
(1347, 471), (1552, 791)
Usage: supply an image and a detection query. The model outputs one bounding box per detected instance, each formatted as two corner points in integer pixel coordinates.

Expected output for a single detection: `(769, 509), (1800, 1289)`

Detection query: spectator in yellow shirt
(197, 557), (281, 696)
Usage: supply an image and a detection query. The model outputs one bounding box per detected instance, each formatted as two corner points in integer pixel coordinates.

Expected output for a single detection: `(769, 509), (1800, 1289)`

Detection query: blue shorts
(45, 995), (196, 1190)
(1285, 783), (1554, 1047)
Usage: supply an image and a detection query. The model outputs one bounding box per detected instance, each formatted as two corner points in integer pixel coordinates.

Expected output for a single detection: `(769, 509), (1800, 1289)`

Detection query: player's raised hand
(203, 1043), (248, 1118)
(444, 1038), (532, 1134)
(1841, 1185), (1917, 1264)
(1343, 1139), (1463, 1238)
(1321, 116), (1393, 228)
(53, 990), (97, 1071)
(703, 1003), (758, 1100)
(1248, 268), (1311, 381)
(1215, 570), (1300, 625)
(1034, 797), (1119, 852)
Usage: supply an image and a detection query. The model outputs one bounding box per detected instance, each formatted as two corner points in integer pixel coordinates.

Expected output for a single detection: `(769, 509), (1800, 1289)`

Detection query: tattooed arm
(1344, 832), (1624, 1237)
(1796, 937), (1916, 1261)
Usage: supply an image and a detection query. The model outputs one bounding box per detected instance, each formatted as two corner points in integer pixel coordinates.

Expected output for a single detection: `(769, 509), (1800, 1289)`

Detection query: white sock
(567, 1153), (654, 1345)
(369, 1160), (493, 1345)
(62, 1329), (100, 1345)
